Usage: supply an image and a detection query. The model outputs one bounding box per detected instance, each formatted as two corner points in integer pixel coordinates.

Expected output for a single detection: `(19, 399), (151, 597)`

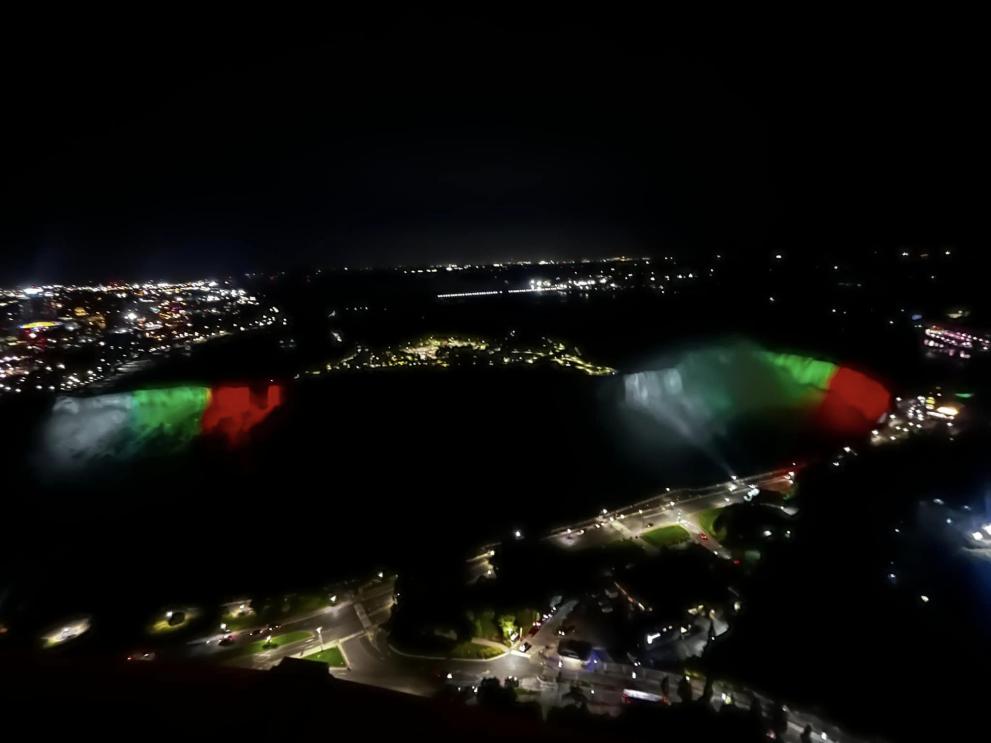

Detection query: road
(176, 467), (860, 741)
(325, 588), (851, 743)
(182, 579), (395, 667)
(545, 469), (796, 559)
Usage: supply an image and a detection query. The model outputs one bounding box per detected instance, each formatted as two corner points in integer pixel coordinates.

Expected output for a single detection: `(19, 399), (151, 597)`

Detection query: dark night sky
(0, 12), (986, 283)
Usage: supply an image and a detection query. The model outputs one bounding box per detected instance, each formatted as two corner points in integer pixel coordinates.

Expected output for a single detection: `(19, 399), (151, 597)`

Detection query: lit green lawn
(240, 630), (312, 655)
(220, 611), (257, 632)
(223, 592), (333, 631)
(641, 524), (691, 548)
(148, 608), (199, 635)
(697, 507), (728, 541)
(450, 641), (504, 660)
(302, 646), (346, 667)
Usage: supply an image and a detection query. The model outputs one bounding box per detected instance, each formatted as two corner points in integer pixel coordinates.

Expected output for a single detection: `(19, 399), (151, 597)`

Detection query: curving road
(177, 468), (861, 741)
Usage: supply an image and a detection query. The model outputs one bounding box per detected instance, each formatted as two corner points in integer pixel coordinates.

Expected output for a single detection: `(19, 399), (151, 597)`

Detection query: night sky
(0, 13), (985, 283)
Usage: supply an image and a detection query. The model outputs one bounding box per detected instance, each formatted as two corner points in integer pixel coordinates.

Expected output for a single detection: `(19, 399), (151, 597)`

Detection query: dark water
(1, 357), (860, 634)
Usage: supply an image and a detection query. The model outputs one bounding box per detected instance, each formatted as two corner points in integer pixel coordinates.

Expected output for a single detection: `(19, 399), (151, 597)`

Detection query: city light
(2, 280), (272, 399)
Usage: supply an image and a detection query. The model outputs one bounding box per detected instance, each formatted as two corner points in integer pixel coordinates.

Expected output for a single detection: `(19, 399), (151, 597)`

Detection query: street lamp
(316, 626), (324, 651)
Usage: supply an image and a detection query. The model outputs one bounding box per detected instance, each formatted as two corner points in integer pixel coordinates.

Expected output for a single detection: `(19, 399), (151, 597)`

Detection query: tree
(770, 702), (788, 739)
(476, 677), (515, 709)
(701, 674), (714, 705)
(498, 613), (517, 642)
(563, 684), (588, 710)
(677, 676), (693, 703)
(749, 697), (763, 722)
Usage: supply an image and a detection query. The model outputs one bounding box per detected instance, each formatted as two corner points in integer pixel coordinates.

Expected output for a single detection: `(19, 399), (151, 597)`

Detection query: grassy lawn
(240, 630), (312, 655)
(222, 609), (259, 632)
(450, 641), (505, 660)
(641, 524), (691, 548)
(302, 646), (346, 667)
(697, 507), (728, 541)
(223, 592), (333, 631)
(291, 593), (333, 615)
(601, 539), (648, 560)
(148, 608), (199, 635)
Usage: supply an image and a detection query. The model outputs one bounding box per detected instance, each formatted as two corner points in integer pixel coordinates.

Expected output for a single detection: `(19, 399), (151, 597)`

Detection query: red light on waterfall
(817, 367), (891, 434)
(201, 384), (284, 444)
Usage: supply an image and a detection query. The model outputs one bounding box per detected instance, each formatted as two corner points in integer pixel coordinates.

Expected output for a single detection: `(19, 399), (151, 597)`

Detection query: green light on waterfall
(130, 386), (211, 454)
(759, 352), (837, 390)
